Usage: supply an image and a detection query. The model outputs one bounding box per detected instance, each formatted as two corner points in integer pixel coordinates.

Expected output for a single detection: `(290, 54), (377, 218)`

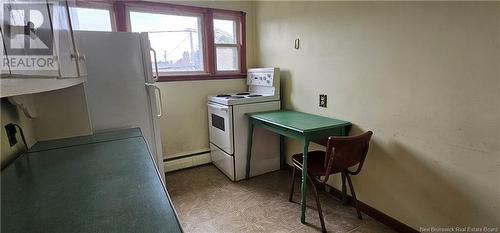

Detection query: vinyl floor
(165, 164), (395, 233)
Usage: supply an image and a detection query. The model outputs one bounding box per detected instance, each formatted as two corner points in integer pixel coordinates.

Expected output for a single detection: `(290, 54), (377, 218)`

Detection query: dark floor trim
(285, 165), (417, 233)
(323, 184), (418, 233)
(163, 150), (211, 162)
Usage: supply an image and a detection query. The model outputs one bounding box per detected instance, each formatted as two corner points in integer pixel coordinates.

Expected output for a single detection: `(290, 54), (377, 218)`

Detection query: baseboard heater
(163, 150), (211, 173)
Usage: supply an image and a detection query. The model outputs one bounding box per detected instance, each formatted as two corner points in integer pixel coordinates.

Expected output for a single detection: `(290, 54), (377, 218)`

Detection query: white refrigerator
(74, 31), (165, 180)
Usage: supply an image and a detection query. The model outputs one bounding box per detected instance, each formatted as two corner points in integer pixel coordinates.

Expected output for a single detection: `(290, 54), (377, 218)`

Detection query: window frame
(127, 7), (208, 76)
(213, 14), (242, 73)
(72, 1), (116, 32)
(115, 1), (247, 82)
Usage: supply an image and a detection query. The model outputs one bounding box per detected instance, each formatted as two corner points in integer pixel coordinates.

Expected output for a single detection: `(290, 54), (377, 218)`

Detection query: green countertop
(28, 128), (143, 152)
(248, 110), (351, 133)
(1, 128), (182, 233)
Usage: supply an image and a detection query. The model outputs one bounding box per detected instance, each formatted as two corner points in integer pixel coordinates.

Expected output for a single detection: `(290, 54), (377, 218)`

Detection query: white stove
(207, 67), (281, 181)
(208, 92), (279, 105)
(208, 67), (280, 105)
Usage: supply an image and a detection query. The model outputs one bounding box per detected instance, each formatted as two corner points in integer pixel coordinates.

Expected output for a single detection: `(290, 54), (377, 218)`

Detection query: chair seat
(292, 151), (341, 177)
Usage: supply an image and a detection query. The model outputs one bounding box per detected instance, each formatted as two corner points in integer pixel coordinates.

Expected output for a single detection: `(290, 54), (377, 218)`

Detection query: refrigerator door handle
(145, 83), (163, 117)
(150, 48), (159, 82)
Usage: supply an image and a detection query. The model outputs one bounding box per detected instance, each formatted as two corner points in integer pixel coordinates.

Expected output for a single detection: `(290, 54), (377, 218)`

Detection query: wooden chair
(289, 131), (373, 233)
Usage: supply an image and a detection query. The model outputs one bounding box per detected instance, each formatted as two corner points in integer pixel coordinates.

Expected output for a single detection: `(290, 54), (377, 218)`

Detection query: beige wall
(1, 84), (92, 167)
(157, 79), (246, 158)
(157, 1), (254, 158)
(0, 98), (37, 168)
(33, 84), (92, 141)
(255, 1), (499, 229)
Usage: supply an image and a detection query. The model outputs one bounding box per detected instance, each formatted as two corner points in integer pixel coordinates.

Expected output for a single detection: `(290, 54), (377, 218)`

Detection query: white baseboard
(164, 152), (211, 173)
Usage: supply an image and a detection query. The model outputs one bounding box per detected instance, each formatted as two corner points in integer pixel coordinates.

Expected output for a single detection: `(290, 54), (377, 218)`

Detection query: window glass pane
(214, 19), (236, 44)
(70, 8), (112, 31)
(130, 11), (204, 73)
(216, 47), (238, 71)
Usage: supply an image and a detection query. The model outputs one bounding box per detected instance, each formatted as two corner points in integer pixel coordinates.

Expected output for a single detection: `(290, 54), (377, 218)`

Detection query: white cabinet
(0, 0), (87, 97)
(1, 33), (11, 78)
(51, 0), (78, 78)
(66, 0), (87, 77)
(2, 0), (60, 78)
(50, 0), (87, 78)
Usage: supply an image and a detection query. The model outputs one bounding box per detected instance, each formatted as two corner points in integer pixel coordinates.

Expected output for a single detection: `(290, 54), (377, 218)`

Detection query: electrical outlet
(319, 94), (327, 108)
(4, 123), (18, 146)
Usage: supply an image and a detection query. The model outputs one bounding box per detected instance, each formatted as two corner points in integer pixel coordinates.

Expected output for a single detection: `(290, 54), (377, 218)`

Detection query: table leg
(245, 120), (254, 179)
(280, 135), (285, 170)
(340, 126), (348, 205)
(300, 139), (310, 223)
(341, 173), (348, 205)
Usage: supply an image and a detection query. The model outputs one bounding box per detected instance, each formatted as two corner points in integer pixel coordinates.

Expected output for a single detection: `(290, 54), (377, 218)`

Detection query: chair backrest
(324, 131), (373, 177)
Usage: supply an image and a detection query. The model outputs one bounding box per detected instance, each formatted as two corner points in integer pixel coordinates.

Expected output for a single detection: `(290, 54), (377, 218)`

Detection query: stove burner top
(227, 96), (245, 99)
(247, 94), (263, 97)
(236, 92), (250, 95)
(216, 94), (231, 97)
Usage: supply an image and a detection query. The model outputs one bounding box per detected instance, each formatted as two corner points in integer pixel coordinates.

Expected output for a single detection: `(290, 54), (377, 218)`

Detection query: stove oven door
(208, 102), (234, 154)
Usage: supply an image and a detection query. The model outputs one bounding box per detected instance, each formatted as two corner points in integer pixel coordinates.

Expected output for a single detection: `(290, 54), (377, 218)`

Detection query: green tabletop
(1, 128), (182, 233)
(248, 111), (351, 133)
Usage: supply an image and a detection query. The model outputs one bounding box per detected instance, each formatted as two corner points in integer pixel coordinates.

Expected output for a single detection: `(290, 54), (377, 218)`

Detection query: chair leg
(307, 175), (326, 233)
(289, 166), (297, 202)
(345, 173), (362, 220)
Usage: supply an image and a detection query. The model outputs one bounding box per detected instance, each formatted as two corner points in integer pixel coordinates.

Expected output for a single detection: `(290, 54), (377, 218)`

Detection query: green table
(245, 110), (351, 224)
(1, 128), (183, 233)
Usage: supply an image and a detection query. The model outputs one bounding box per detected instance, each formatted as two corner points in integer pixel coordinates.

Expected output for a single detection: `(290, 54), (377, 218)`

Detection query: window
(124, 2), (246, 81)
(71, 2), (246, 81)
(214, 17), (240, 72)
(129, 11), (204, 74)
(70, 7), (114, 31)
